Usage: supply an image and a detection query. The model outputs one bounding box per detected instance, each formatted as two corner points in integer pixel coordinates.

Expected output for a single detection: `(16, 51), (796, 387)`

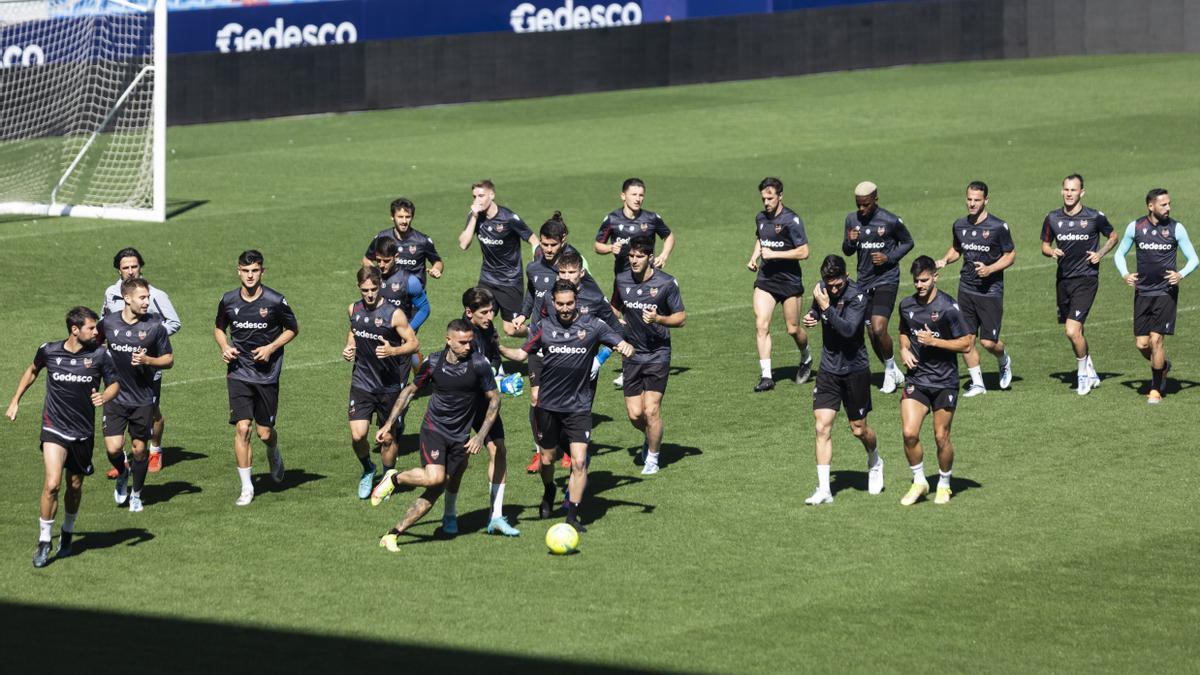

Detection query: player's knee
(626, 409), (643, 425)
(235, 420), (252, 439)
(902, 429), (921, 447)
(849, 422), (868, 439)
(44, 479), (61, 498)
(933, 428), (952, 447)
(255, 427), (273, 443)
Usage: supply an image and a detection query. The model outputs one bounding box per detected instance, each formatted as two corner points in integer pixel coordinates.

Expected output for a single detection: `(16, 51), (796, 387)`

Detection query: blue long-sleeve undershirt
(1114, 222), (1199, 278)
(407, 275), (430, 331)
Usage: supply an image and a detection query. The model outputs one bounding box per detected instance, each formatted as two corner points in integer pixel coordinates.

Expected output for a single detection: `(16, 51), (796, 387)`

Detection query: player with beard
(362, 197), (443, 285)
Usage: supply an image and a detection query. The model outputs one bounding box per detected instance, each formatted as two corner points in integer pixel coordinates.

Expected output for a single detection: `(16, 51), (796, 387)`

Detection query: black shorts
(151, 378), (162, 408)
(1134, 289), (1178, 336)
(754, 279), (803, 305)
(348, 387), (401, 428)
(102, 401), (154, 440)
(528, 352), (543, 386)
(418, 425), (468, 477)
(1056, 276), (1099, 324)
(479, 282), (523, 321)
(812, 368), (872, 420)
(958, 291), (1004, 341)
(533, 408), (592, 449)
(471, 406), (505, 443)
(40, 430), (95, 476)
(227, 378), (279, 427)
(901, 382), (959, 411)
(867, 284), (899, 319)
(622, 360), (670, 396)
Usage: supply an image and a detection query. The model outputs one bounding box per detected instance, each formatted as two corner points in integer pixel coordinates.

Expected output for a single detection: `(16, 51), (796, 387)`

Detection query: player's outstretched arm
(6, 363), (41, 421)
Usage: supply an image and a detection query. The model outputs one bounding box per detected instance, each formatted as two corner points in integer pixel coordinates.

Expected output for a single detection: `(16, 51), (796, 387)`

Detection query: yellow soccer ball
(545, 522), (580, 555)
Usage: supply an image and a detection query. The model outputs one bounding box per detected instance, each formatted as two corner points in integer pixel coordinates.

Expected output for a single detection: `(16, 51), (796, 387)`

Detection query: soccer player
(509, 281), (634, 532)
(800, 255), (881, 505)
(1114, 188), (1198, 404)
(343, 266), (419, 499)
(746, 176), (811, 392)
(102, 247), (180, 474)
(841, 182), (913, 393)
(1040, 174), (1117, 395)
(362, 197), (444, 285)
(594, 178), (675, 274)
(897, 256), (973, 506)
(373, 237), (430, 330)
(100, 278), (174, 513)
(935, 181), (1016, 397)
(612, 235), (686, 476)
(513, 212), (573, 336)
(7, 307), (119, 567)
(214, 250), (299, 506)
(369, 319), (501, 551)
(457, 180), (538, 337)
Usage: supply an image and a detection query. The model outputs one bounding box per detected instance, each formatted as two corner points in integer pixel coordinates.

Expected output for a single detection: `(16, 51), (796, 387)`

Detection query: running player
(100, 278), (174, 513)
(612, 235), (685, 475)
(509, 281), (634, 532)
(800, 255), (881, 505)
(746, 177), (811, 392)
(7, 307), (119, 567)
(1114, 188), (1198, 404)
(935, 181), (1016, 397)
(513, 212), (573, 336)
(214, 250), (299, 506)
(343, 266), (418, 499)
(458, 180), (538, 337)
(1040, 174), (1117, 395)
(841, 182), (913, 393)
(897, 256), (973, 506)
(369, 319), (501, 551)
(373, 237), (430, 331)
(102, 247), (180, 474)
(594, 178), (675, 275)
(362, 197), (444, 285)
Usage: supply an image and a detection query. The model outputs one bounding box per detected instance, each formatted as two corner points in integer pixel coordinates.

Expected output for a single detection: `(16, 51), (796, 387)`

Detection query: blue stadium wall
(166, 0), (1200, 124)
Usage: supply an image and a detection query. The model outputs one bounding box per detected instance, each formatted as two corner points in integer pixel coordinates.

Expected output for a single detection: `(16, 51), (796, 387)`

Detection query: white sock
(938, 470), (952, 490)
(131, 489), (141, 499)
(866, 447), (880, 469)
(38, 517), (54, 542)
(759, 359), (772, 378)
(490, 483), (504, 520)
(816, 464), (830, 492)
(801, 346), (811, 362)
(62, 511), (77, 534)
(910, 462), (925, 482)
(968, 366), (984, 387)
(237, 466), (252, 491)
(149, 445), (161, 455)
(646, 450), (660, 466)
(884, 358), (896, 372)
(998, 350), (1009, 367)
(1087, 355), (1096, 376)
(444, 491), (458, 519)
(1076, 357), (1088, 377)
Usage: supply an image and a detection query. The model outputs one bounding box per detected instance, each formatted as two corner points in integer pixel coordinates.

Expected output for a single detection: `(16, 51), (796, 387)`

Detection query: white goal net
(0, 0), (165, 221)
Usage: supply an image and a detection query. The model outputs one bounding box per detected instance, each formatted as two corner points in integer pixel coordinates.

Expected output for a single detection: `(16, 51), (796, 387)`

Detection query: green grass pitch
(1, 53), (1198, 672)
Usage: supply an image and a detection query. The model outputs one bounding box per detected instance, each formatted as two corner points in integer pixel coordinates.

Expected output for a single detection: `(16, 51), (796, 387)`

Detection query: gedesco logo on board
(215, 18), (358, 53)
(510, 1), (643, 33)
(1, 43), (46, 68)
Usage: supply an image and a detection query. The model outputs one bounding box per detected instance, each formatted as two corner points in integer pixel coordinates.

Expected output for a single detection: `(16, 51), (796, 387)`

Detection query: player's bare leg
(752, 289), (777, 390)
(1138, 333), (1169, 402)
(35, 444), (68, 565)
(979, 337), (1012, 390)
(781, 295), (812, 384)
(538, 445), (557, 518)
(625, 391), (664, 473)
(526, 386), (542, 472)
(349, 419), (377, 498)
(484, 437), (518, 535)
(255, 423), (283, 484)
(379, 466), (448, 551)
(104, 433), (130, 502)
(931, 409), (956, 503)
(232, 420), (256, 505)
(127, 437), (149, 512)
(870, 315), (904, 393)
(149, 404), (164, 472)
(1065, 318), (1097, 394)
(807, 408), (838, 504)
(899, 399), (931, 505)
(564, 441), (589, 531)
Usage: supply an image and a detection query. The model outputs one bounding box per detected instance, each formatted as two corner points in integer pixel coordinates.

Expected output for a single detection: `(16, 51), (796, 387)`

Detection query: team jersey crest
(1162, 228), (1171, 238)
(409, 245), (417, 254)
(982, 230), (990, 239)
(877, 226), (885, 235)
(650, 287), (659, 297)
(577, 329), (587, 341)
(374, 316), (384, 327)
(930, 311), (939, 321)
(83, 358), (93, 368)
(138, 330), (147, 340)
(259, 307), (269, 317)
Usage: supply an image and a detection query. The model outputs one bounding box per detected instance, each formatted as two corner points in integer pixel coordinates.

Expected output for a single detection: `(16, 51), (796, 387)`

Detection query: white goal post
(0, 0), (166, 222)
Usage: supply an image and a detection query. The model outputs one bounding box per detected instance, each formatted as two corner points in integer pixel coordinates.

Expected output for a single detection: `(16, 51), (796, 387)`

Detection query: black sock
(130, 455), (149, 491)
(391, 473), (402, 488)
(566, 500), (579, 522)
(1152, 367), (1165, 392)
(388, 527), (400, 536)
(382, 463), (394, 472)
(358, 454), (373, 472)
(108, 451), (127, 474)
(542, 482), (555, 504)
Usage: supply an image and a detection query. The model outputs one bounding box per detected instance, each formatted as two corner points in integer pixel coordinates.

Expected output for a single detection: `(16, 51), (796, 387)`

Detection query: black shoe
(33, 541), (52, 568)
(566, 519), (587, 534)
(794, 358), (813, 385)
(754, 377), (775, 392)
(57, 531), (73, 558)
(539, 500), (553, 520)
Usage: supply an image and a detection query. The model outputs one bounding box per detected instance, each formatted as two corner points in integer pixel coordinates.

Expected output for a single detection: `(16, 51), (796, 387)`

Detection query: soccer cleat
(113, 471), (129, 506)
(379, 533), (400, 552)
(880, 369), (898, 394)
(753, 377), (775, 392)
(148, 451), (162, 473)
(566, 519), (587, 534)
(612, 373), (624, 388)
(998, 355), (1013, 389)
(963, 383), (986, 398)
(1089, 374), (1101, 388)
(539, 499), (553, 520)
(900, 480), (929, 506)
(128, 493), (144, 513)
(561, 454), (572, 469)
(106, 466), (120, 479)
(235, 487), (254, 506)
(804, 488), (833, 505)
(1076, 375), (1093, 396)
(641, 461), (660, 475)
(357, 466), (376, 500)
(934, 486), (953, 505)
(370, 469), (398, 506)
(526, 451), (542, 473)
(33, 541), (52, 568)
(267, 446), (285, 483)
(441, 516), (458, 535)
(794, 358), (813, 385)
(486, 516), (520, 536)
(868, 458), (884, 495)
(1147, 389), (1163, 404)
(57, 531), (74, 558)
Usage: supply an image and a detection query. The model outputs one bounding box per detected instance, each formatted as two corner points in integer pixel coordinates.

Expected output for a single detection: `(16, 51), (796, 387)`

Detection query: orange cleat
(1147, 389), (1163, 404)
(148, 451), (163, 473)
(525, 452), (542, 473)
(106, 466), (120, 479)
(561, 454), (572, 469)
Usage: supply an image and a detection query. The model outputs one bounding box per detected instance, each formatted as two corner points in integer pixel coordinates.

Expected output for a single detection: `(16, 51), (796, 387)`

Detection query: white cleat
(640, 462), (659, 476)
(998, 355), (1013, 389)
(267, 446), (285, 483)
(804, 488), (833, 505)
(128, 493), (144, 513)
(880, 369), (898, 394)
(235, 487), (254, 506)
(963, 383), (987, 398)
(868, 458), (884, 495)
(1076, 375), (1094, 396)
(612, 373), (624, 388)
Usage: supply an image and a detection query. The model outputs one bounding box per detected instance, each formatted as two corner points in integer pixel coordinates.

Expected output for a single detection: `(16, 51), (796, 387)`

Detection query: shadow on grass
(830, 471), (982, 498)
(160, 447), (207, 469)
(624, 442), (702, 469)
(251, 468), (326, 494)
(166, 199), (209, 220)
(1119, 374), (1198, 396)
(141, 480), (202, 505)
(0, 601), (655, 673)
(1048, 370), (1121, 388)
(70, 527), (155, 556)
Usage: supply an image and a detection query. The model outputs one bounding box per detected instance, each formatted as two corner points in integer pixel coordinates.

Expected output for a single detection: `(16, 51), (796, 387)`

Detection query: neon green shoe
(900, 480), (929, 506)
(934, 486), (953, 505)
(379, 533), (400, 552)
(370, 469), (397, 506)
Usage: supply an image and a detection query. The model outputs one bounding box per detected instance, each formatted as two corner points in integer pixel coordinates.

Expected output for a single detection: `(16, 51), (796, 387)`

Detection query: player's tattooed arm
(467, 389), (501, 455)
(376, 382), (419, 444)
(1088, 230), (1119, 264)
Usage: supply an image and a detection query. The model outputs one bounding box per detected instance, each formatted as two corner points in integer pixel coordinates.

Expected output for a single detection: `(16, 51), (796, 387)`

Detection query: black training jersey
(350, 300), (410, 392)
(530, 272), (620, 332)
(471, 205), (533, 288)
(466, 312), (502, 373)
(99, 313), (172, 407)
(1131, 217), (1180, 296)
(520, 254), (560, 321)
(842, 207), (914, 289)
(522, 312), (623, 413)
(809, 280), (869, 375)
(614, 269), (684, 364)
(34, 340), (118, 441)
(215, 285), (298, 385)
(380, 267), (415, 319)
(1041, 206), (1113, 280)
(413, 349), (496, 444)
(365, 227), (441, 286)
(595, 208), (671, 275)
(898, 290), (969, 390)
(756, 206), (808, 288)
(952, 213), (1015, 298)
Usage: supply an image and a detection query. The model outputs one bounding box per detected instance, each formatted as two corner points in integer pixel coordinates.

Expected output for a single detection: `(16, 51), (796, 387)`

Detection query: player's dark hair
(628, 234), (656, 257)
(551, 279), (578, 298)
(1063, 173), (1084, 188)
(622, 177), (645, 193)
(758, 176), (783, 194)
(66, 306), (99, 332)
(819, 255), (847, 280)
(375, 237), (399, 258)
(556, 247), (583, 270)
(447, 318), (474, 334)
(462, 286), (495, 311)
(113, 247), (144, 270)
(1146, 187), (1169, 204)
(238, 250), (264, 267)
(390, 197), (415, 216)
(910, 255), (938, 277)
(120, 277), (150, 297)
(472, 179), (495, 192)
(357, 265), (382, 287)
(967, 180), (989, 197)
(540, 211), (568, 240)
